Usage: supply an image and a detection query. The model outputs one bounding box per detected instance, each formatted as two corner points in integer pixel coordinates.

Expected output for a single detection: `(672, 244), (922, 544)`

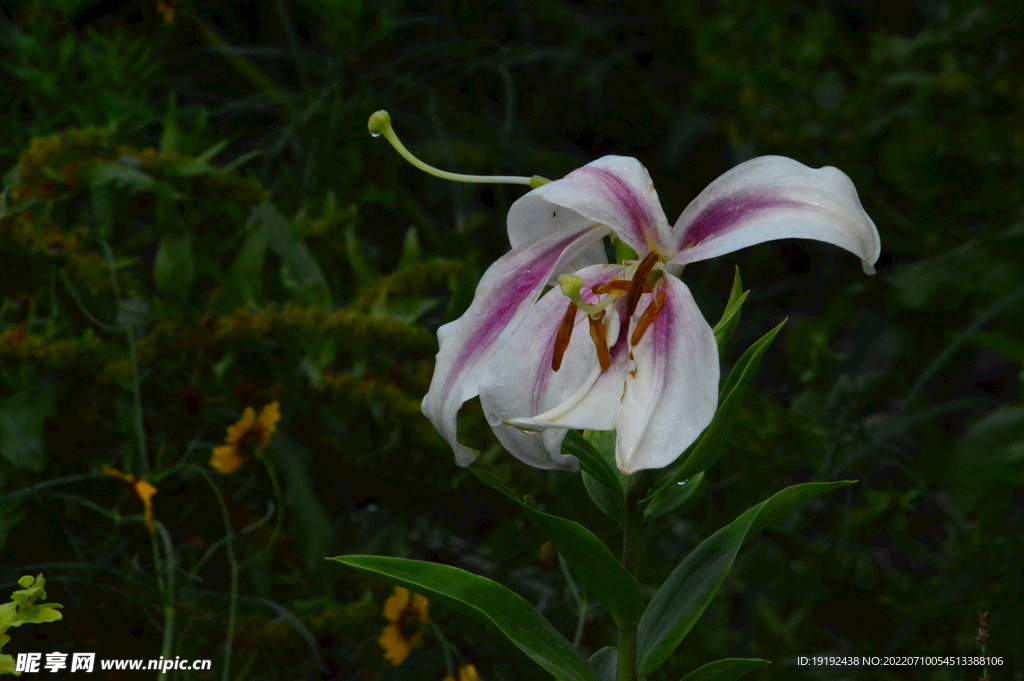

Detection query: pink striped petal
(671, 156), (880, 274)
(421, 224), (610, 466)
(479, 265), (624, 469)
(510, 156), (674, 259)
(616, 276), (719, 474)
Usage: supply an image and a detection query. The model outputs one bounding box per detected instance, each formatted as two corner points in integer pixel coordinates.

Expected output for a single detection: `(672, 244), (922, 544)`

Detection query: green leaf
(471, 469), (642, 627)
(678, 658), (771, 680)
(174, 140), (231, 176)
(16, 576), (34, 590)
(344, 223), (376, 286)
(397, 226), (421, 271)
(583, 470), (624, 527)
(87, 158), (180, 200)
(0, 381), (60, 472)
(218, 222), (269, 312)
(636, 481), (852, 675)
(269, 434), (335, 588)
(589, 647), (618, 681)
(973, 332), (1024, 364)
(253, 202), (332, 307)
(563, 431), (623, 498)
(647, 320), (785, 500)
(153, 233), (195, 303)
(330, 556), (598, 681)
(644, 471), (704, 523)
(12, 604), (62, 626)
(711, 268), (749, 350)
(160, 90), (179, 154)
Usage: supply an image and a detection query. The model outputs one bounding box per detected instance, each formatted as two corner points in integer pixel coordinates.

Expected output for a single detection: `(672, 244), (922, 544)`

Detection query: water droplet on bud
(370, 132), (380, 137)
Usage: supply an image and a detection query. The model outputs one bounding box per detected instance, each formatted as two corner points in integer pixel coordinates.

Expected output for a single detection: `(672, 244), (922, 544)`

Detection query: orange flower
(378, 586), (429, 666)
(443, 664), (481, 681)
(209, 402), (280, 474)
(101, 465), (158, 534)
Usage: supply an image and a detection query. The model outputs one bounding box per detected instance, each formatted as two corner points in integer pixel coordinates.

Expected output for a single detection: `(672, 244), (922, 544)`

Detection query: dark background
(0, 0), (1021, 678)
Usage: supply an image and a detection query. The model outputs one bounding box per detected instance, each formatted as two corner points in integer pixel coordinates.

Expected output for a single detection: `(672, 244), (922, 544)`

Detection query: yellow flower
(443, 664), (481, 681)
(156, 0), (177, 24)
(101, 465), (158, 534)
(378, 586), (429, 666)
(209, 402), (281, 474)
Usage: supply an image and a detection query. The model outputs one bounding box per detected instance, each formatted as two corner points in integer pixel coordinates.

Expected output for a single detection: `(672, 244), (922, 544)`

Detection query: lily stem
(618, 481), (645, 681)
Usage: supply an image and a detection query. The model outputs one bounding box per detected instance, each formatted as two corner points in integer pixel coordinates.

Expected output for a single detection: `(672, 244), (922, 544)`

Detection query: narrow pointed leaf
(218, 225), (268, 312)
(254, 202), (331, 307)
(679, 658), (770, 680)
(330, 555), (598, 681)
(472, 469), (642, 627)
(153, 233), (195, 303)
(721, 319), (785, 401)
(344, 223), (376, 286)
(398, 226), (421, 270)
(637, 481), (853, 675)
(712, 268), (748, 350)
(644, 471), (704, 522)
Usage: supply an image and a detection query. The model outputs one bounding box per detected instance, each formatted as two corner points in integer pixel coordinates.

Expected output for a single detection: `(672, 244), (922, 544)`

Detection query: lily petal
(670, 156), (881, 274)
(510, 156), (674, 259)
(507, 192), (609, 275)
(616, 276), (719, 474)
(421, 224), (610, 465)
(480, 265), (623, 467)
(506, 303), (630, 434)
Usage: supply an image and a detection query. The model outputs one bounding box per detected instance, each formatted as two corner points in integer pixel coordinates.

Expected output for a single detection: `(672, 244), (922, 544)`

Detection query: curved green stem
(183, 464), (239, 681)
(152, 521), (177, 681)
(367, 110), (550, 188)
(261, 455), (285, 555)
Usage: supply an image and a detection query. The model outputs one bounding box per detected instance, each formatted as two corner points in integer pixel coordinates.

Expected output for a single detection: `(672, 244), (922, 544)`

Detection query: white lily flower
(421, 155), (880, 474)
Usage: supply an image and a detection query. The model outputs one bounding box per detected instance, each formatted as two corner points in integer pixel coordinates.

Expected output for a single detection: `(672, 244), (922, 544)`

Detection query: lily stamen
(626, 251), (661, 316)
(630, 290), (668, 346)
(587, 311), (611, 371)
(551, 301), (578, 371)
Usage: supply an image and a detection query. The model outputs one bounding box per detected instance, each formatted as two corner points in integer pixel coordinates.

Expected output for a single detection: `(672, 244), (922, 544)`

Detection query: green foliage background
(0, 0), (1021, 678)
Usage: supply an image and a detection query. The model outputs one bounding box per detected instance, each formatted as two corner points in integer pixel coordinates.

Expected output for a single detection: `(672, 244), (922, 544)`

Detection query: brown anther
(592, 280), (654, 295)
(626, 251), (660, 317)
(552, 301), (578, 371)
(630, 290), (667, 347)
(587, 311), (611, 371)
